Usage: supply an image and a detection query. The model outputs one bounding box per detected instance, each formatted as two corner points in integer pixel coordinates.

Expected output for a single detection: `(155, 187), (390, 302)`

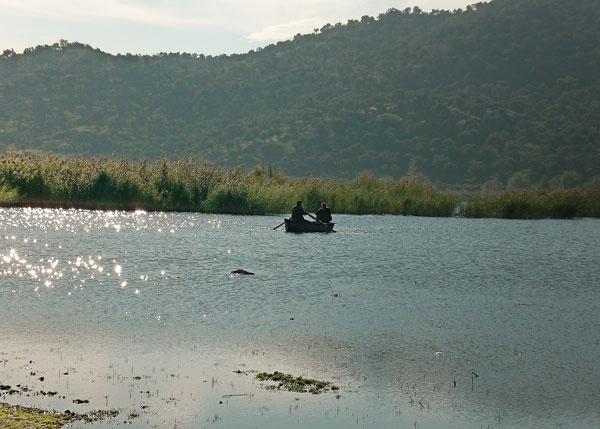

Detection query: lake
(1, 208), (599, 428)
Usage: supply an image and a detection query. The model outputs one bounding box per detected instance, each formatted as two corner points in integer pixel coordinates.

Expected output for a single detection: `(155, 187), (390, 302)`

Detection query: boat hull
(284, 219), (335, 233)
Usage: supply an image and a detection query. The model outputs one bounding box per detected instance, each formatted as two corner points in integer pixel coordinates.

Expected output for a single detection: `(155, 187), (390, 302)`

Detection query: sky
(1, 0), (479, 56)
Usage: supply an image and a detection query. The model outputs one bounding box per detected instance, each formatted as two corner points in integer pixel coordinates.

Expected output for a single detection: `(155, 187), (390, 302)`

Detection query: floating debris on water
(230, 269), (254, 276)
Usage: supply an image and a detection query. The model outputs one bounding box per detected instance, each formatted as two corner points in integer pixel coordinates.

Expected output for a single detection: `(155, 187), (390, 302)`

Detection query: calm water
(1, 208), (599, 428)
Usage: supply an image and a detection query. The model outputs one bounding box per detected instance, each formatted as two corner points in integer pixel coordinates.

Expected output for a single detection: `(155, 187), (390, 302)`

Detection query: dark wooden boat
(284, 219), (335, 233)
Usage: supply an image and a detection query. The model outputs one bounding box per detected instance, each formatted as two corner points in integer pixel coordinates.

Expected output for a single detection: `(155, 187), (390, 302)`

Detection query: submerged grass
(0, 403), (118, 429)
(0, 151), (598, 218)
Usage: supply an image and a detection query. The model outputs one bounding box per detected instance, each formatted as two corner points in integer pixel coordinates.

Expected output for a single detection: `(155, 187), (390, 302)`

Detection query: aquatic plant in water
(0, 402), (118, 429)
(256, 371), (339, 394)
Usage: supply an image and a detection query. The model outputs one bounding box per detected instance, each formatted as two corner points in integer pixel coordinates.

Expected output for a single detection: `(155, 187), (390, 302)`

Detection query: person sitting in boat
(315, 202), (332, 223)
(291, 201), (308, 221)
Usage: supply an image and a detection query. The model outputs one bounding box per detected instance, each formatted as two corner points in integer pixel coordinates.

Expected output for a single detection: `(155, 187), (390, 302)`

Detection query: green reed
(461, 188), (600, 219)
(0, 152), (598, 218)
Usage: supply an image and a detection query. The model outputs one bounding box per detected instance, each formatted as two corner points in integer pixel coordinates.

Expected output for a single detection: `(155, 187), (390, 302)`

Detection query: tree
(507, 172), (531, 190)
(1, 49), (15, 58)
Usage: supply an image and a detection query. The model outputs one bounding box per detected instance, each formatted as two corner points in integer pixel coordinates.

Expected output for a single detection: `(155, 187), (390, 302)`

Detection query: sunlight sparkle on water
(0, 208), (205, 298)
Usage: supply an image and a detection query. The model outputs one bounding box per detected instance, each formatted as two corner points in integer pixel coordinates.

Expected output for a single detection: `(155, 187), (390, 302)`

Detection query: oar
(273, 221), (285, 230)
(305, 213), (336, 233)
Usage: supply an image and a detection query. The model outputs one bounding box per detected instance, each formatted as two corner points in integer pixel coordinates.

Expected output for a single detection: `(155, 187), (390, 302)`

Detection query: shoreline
(0, 200), (168, 213)
(0, 200), (598, 220)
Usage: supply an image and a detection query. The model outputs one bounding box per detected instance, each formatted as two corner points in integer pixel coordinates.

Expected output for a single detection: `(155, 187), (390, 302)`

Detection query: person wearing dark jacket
(315, 202), (332, 223)
(291, 201), (307, 221)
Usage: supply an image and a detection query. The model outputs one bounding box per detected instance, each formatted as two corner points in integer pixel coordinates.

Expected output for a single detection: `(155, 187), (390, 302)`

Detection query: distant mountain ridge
(1, 0), (599, 186)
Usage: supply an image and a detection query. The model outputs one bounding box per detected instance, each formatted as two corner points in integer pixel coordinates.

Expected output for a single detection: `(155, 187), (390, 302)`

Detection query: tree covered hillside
(1, 0), (599, 186)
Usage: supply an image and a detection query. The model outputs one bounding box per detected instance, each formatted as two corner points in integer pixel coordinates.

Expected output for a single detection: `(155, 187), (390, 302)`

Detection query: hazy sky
(1, 0), (479, 55)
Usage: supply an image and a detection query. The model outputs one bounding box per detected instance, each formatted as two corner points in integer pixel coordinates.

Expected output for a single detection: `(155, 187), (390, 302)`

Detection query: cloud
(245, 17), (325, 42)
(0, 0), (477, 32)
(241, 0), (400, 42)
(243, 0), (479, 44)
(0, 0), (481, 54)
(0, 0), (203, 28)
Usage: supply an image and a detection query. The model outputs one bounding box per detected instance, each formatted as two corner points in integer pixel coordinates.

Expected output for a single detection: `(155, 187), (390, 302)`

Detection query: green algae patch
(256, 371), (339, 394)
(0, 403), (118, 429)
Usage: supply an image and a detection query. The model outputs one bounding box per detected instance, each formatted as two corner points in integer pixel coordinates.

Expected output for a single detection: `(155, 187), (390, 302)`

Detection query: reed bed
(0, 152), (598, 219)
(461, 188), (600, 219)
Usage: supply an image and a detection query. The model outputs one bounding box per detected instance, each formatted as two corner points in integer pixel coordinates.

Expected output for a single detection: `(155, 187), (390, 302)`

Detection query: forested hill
(1, 0), (599, 187)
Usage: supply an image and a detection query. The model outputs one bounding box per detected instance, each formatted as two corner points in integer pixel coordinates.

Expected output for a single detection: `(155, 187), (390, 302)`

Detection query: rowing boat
(284, 219), (335, 233)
